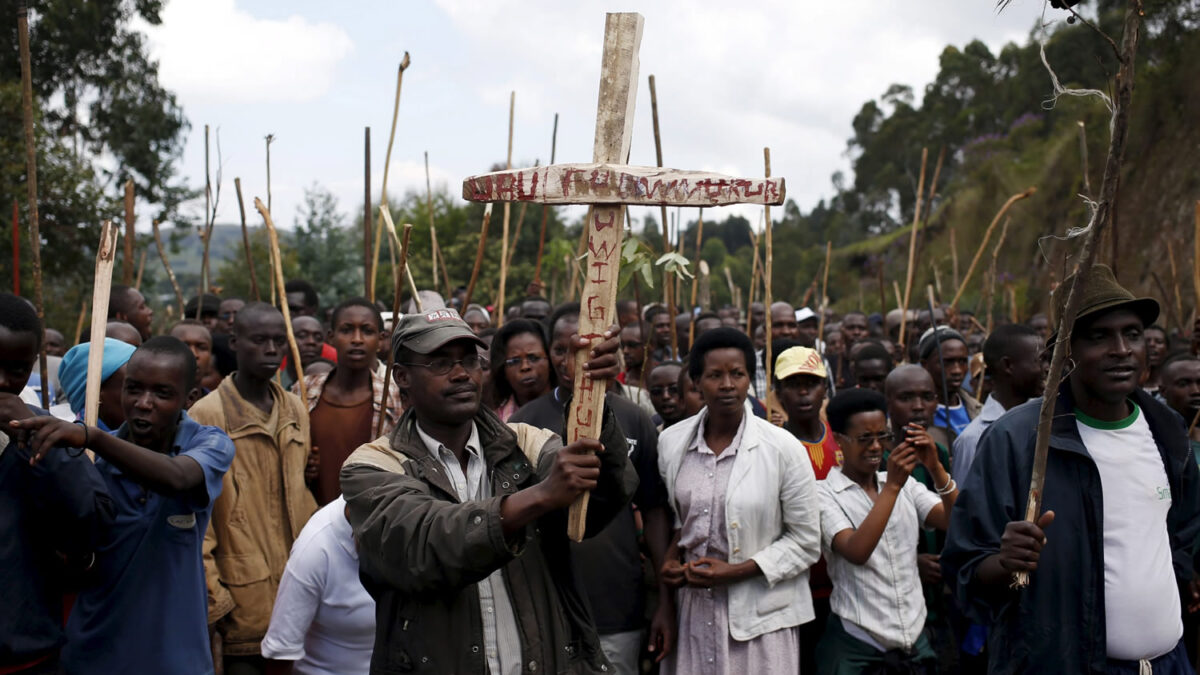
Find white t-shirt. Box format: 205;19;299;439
1076;403;1182;660
261;496;375;675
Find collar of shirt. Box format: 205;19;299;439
686;407;748;456
977;394;1007;424
416;421;485;500
824;465;882;494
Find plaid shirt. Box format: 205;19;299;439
293;364;404;439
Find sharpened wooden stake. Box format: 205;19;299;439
497;91;515;328
123;179;135;284
234;178;261;301
463;204;493;310
377;219;414;438
85;221;120;436
256;198;307;405
763;147;775;400
817;240;832;351
370;52;412;303
649;74;678;358
1014;2;1142;589
152;220;185;315
687;208;705;347
898;148;928;356
950;186;1037;310
533;113;559;287
17;2;48;409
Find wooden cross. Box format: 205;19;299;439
462;12;785;541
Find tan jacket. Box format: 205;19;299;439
190;375;318;656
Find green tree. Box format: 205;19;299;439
293;185;361;307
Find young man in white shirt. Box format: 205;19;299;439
815;388;958;673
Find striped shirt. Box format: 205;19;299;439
818;467;941;651
417;423;522;675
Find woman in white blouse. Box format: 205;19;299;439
261;496;375;675
656;328;820;675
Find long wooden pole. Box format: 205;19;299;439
122;179;135;284
424;151;442;293
134;249;147;291
763;147;775;393
234;178;261;301
687;208;705;347
256;198;307;404
377;220;414;438
1016;2;1141;588
152;220;185;314
747;226;760;336
72;300;86;347
649;74;679;357
10;200;18;296
496;91;516;328
1193;201;1200;313
85;221;120;431
950;186;1037;310
370;53;411;303
533;113;559;287
364;127;372;297
816;240;832;349
898;148;928;355
17;2;48;409
462;204;494;310
201;124;213;300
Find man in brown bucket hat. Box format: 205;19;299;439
942;265;1200;674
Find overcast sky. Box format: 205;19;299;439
137;0;1047;234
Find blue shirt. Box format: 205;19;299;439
0;404;113;667
934;402;971;438
63;412;234;675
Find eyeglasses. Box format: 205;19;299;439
853;431;894;447
503;354;545;369
403;354;489;375
648;385;679;397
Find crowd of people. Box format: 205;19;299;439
3;264;1200;675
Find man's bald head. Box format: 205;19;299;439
885;364;934;394
769;302;798;341
885;364;937;431
105;320;143;347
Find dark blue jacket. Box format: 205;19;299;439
0;405;115;667
941;386;1200;674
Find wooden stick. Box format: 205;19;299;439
817;240;832;350
463;204;494;309
122;179;135;284
370;53;412;303
687;208;705;347
17;2;48;409
382;207;423;312
950;227;960;292
533;113;559;286
134;249;147;291
1193;201;1200;313
898;148;928;355
649;74;679;357
255;198;307;404
201;125;212;300
1165;232;1184;334
950;186;1037;310
233;178;261;301
377;220;414;438
11;200;18;296
763;147;774;399
1078;120;1092;198
364;127;372;297
85;221;120;430
72;300;87;347
914;147;945;266
723;266;737;310
152;220;185;314
984;217;1012;331
893;280;904;312
497;91;516;327
265;134;274;213
424;151;442;293
746;226;760;336
1015;2;1142;589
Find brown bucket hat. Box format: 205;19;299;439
1049;264;1159;341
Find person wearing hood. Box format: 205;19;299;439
58;337;138;432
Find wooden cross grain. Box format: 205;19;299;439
462;12;785;542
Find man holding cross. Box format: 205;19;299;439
340;308;636;674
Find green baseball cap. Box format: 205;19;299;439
390;308;486;356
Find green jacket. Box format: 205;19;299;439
340;404;636;674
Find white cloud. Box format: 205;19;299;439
139;0;353;105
